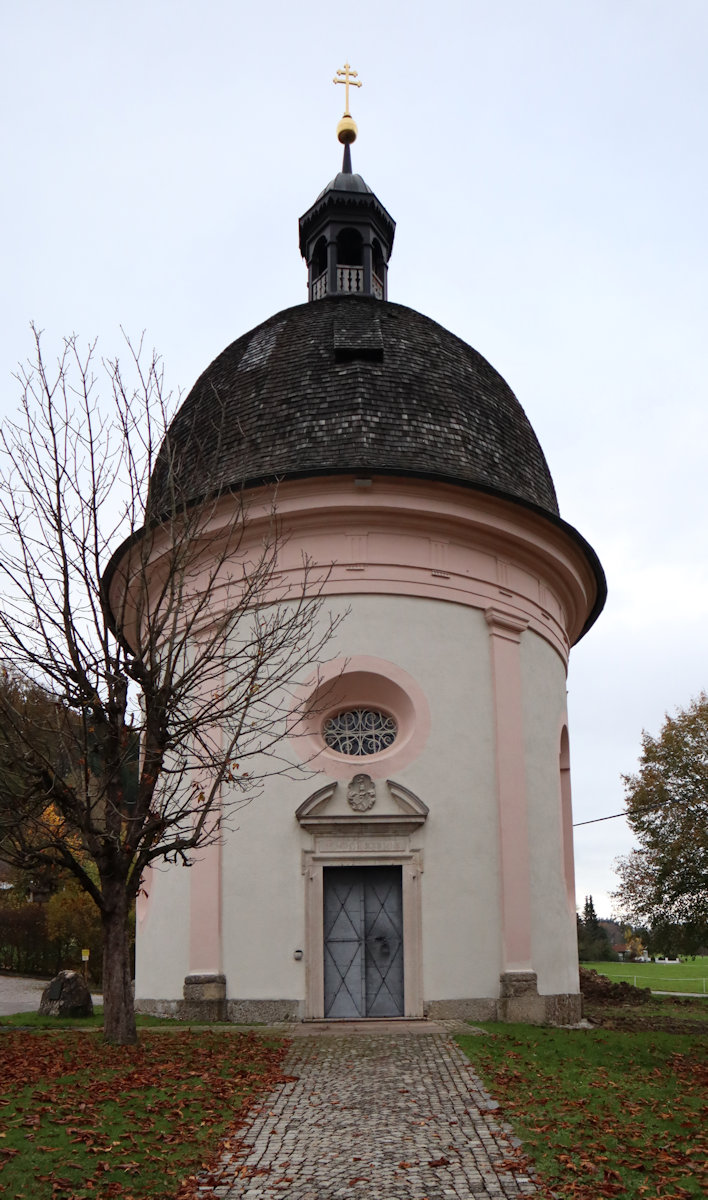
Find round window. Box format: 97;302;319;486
322;708;398;756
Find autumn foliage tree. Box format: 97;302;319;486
46;881;105;980
614;693;708;954
0;329;339;1043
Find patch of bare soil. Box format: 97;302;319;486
580;968;708;1033
579;966;651;1005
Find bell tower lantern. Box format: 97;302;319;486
299;63;396;302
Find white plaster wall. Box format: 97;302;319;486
218;593;503;1005
220;785;308;999
136;594;578;1008
135;853;191;1000
520;632;580;995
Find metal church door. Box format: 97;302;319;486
323;866;404;1018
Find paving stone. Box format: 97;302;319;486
200;1030;537;1199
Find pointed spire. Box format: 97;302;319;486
342;142;353;174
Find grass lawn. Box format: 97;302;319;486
0;1007;234;1030
0;1028;288;1199
458;1018;708;1200
584;957;708;995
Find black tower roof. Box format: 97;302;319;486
299;143;396;261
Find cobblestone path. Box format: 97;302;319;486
204;1029;538;1199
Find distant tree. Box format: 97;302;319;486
622;927;646;961
0;329;341;1044
0;670;84;901
613;694;708;952
46;881;105;983
577;894;616;961
598;918;624;947
644;919;703;960
583;895;600;930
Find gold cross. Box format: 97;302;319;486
333;61;362;115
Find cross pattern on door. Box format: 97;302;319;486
323;867;404;1018
323;877;363;1016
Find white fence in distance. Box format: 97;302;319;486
609;973;707;993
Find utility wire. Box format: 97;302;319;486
573;812;627;827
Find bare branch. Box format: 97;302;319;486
0;328;341;1043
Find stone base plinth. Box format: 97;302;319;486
498;971;545;1023
134;994;300;1024
498;973;582;1025
426;998;498;1022
134;998;181;1019
427;984;580;1026
226;998;299;1023
543;991;582;1024
182;973;226;1021
135;986;581;1027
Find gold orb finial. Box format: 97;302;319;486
337;114;358;145
333;61;362;144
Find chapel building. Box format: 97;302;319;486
124;89;605;1025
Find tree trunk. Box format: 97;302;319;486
101;881;137;1045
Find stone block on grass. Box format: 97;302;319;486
39;970;93;1018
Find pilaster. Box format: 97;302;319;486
485;607;533;974
188;832;223;978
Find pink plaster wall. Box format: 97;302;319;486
559;725;576;917
189;835;222;975
485;609;533;971
108;475;600;666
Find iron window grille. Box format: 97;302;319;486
323;708;398;756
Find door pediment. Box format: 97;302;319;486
295;776;428;837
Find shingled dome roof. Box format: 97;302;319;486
149;295;560;519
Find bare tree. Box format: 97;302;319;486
0;327;340;1044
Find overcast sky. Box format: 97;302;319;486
2;1;706;917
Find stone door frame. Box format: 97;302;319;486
302;841;424;1019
